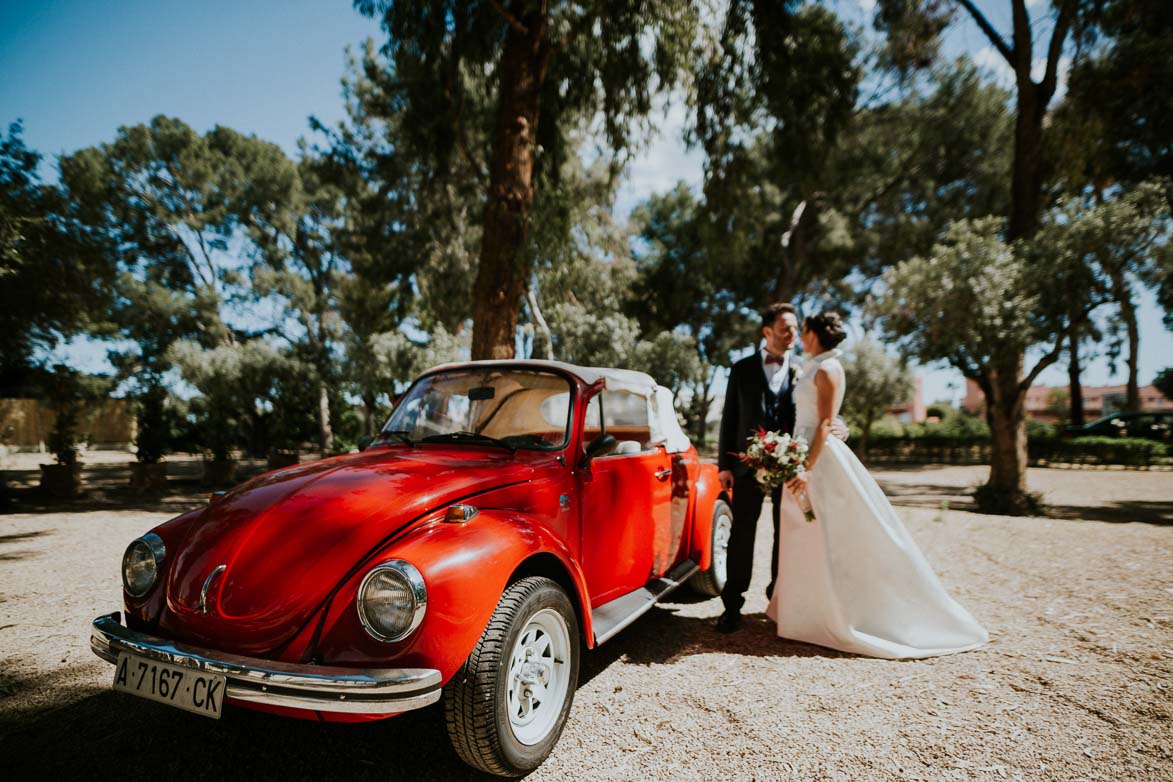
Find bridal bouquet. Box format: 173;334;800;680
738;427;817;522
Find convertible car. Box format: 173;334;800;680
91;360;731;776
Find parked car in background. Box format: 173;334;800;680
1062;411;1171;442
90;360;730;776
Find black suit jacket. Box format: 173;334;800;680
718;353;798;476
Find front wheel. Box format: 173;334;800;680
444;576;580;777
689;498;732;596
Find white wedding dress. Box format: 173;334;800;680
765;350;988;659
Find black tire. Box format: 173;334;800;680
444;576;580;777
689;498;732;596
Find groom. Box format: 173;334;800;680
715;303;799;633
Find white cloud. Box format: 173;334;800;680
973;45;1015;90
857;0;877;13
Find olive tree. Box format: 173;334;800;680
874;218;1096;513
840;337;914;457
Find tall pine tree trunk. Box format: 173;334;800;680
1100;264;1142;411
317;379;334;456
471;1;550;360
1113;278;1141;412
1067;329;1084;426
1007;83;1046;242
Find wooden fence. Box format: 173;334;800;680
0;398;136;451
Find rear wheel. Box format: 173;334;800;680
444;576;580;777
689;499;732;596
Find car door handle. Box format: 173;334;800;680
654;468;671;481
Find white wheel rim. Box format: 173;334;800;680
712;510;732;586
506;608;571;746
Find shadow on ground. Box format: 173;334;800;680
0;600;844;780
873;476;1173;526
1045;500;1173;526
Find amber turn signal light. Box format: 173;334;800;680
444;504;479;523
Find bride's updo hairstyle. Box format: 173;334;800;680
804;310;846;349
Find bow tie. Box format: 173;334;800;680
764;353;785;366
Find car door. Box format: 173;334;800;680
578;391;673;607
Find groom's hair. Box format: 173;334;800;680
761;302;796;330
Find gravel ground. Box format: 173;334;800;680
0;459;1170;781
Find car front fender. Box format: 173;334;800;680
310;510;593;683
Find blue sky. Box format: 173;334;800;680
3;0;1170;405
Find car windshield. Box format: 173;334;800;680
377;369;573;450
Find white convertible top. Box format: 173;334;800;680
426;359;692;453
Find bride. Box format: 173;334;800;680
764;311;988;659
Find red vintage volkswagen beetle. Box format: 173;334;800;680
91;360;732;776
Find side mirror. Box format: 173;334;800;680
356;435;374;452
583;434;617;464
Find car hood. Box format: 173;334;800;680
162;448;534;652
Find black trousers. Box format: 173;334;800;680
720;474;782;615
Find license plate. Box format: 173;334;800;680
113;653;226;719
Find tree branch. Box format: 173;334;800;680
488;0;528;36
1040;5;1073;102
526;287;553;360
955;0;1014;65
1009;0;1033;76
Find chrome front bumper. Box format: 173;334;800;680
90;613;441;714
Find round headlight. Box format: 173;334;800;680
122;533;165;598
357;560;427;642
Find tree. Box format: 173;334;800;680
168;339;292;463
629;183;756;443
1060;0;1173;186
0;121;115;393
355;0;701;359
692;0;862;305
245;155;351;455
1039;182;1171;412
874;218;1107;513
875;0;1097;243
60;116;299;461
840;337;914;457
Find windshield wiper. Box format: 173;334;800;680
419;431;515;452
383;430;414;447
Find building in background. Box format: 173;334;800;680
964;380;1173;423
885;376;926;423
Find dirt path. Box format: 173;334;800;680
0;465;1170;781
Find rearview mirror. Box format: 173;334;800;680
583;434;617;463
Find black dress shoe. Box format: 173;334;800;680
715;612;742;633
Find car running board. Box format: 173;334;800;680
591;559;700;645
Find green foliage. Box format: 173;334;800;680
0;122;116;391
875;218;1050;377
354;0;703;356
1026;419;1059;441
169;339;292;461
925;403;951;420
1031;436;1166;467
872;0;952;72
1155;369;1173;402
41;365;111;465
840;337;914;450
1061;0;1173;185
134;384;169;464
